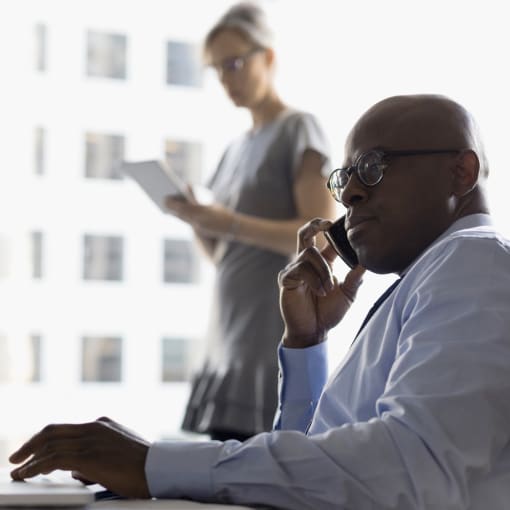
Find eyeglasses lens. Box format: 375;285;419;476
358;151;384;186
328;170;345;201
221;57;244;74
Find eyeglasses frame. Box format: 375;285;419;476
210;47;265;78
327;148;462;202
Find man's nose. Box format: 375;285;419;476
340;172;369;207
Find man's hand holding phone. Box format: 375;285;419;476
278;217;364;349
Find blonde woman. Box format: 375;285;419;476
165;2;335;441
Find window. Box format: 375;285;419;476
34;23;47;72
166;41;202;87
85;132;124;179
165;140;202;185
86;31;127;79
34;126;45;175
0;236;10;278
161;337;190;382
31;231;43;279
0;334;42;383
0;334;8;383
81;336;122;382
29;334;42;383
163;239;198;283
83;235;123;281
0;334;43;383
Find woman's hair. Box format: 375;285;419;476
203;2;273;62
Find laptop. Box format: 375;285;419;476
0;468;94;507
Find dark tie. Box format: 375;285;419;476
353;278;402;343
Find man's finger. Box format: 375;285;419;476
297;218;332;252
72;471;93;485
281;262;328;296
320;243;339;265
341;266;365;301
11;446;83;480
9;424;87;463
279;251;335;297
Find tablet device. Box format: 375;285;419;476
120;160;189;213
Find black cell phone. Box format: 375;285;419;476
324;215;359;269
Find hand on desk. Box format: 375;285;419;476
9;416;151;499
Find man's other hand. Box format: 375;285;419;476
9;416;151;499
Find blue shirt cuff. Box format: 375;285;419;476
278;342;328;402
145;440;220;500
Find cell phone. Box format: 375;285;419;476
324;215;359;269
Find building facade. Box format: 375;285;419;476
0;0;250;455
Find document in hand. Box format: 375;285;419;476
120;160;189;213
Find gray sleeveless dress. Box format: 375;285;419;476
181;109;331;436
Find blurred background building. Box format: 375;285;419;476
0;0;251;456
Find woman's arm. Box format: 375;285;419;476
229;149;337;255
165;149;337;257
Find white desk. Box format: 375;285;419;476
94;500;255;510
0;468;256;510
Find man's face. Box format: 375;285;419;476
341;113;458;274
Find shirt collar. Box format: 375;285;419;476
400;213;493;276
436;213;493;241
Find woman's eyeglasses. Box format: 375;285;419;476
210;47;264;78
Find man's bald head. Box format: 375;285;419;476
347;94;488;178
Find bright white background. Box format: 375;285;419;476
0;0;509;461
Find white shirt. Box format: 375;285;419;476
146;214;510;510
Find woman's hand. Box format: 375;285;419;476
278;218;365;348
165;190;235;239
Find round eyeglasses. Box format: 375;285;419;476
327;149;461;202
211;47;264;78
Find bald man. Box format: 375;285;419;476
9;95;510;509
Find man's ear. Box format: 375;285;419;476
452;150;480;197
